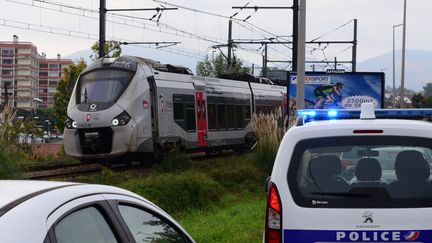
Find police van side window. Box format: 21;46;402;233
288;136;432;208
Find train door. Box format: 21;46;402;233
196;91;208;147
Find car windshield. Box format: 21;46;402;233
289;136;432;208
76;69;134;104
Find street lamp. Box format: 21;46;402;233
400;0;407;108
393;24;403;108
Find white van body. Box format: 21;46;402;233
265;107;432;243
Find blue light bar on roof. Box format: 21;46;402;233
297;108;432;123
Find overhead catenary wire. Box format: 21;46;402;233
0;17;205;60
8;0;290;62
310;19;354;42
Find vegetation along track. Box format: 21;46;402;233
24;151;239;179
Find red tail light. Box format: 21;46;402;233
265;182;282;243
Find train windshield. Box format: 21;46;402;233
77;69;134;104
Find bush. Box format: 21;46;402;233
209;165;265;192
155;150;192;173
121;171;223;215
0;148;20;179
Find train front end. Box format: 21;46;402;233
63;56;153;162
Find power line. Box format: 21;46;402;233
0;17;205;60
7;0;226;45
310;19;354;42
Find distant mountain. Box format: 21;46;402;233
358;49;432;92
65;45;201;73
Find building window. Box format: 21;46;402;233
1;70;13;75
49;63;58;68
2;59;13;64
39;63;48;68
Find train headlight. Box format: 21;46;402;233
65;117;77;129
111;111;131;127
112;119;119;126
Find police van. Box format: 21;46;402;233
265;103;432;243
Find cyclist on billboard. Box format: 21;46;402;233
314;82;344;108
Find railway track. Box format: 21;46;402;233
24;151;237;179
24;163;103;179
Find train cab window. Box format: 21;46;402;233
208;104;216;130
227;105;236;129
217;104;226;130
77;69;134;105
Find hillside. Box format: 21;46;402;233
358;49;432;91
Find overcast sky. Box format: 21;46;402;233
0;0;431;71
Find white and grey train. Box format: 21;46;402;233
63;56;286;163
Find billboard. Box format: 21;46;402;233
288;72;385;111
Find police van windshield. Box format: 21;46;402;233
76;68;134;104
288;136;432;208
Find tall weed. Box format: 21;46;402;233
252;108;284;173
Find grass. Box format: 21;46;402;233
178;193;266;243
57;152;269;242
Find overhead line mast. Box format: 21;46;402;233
99;0;177;58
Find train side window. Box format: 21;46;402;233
217;104;226;130
208;104;216;130
185;102;196;132
173;94;196;132
227;105;236;129
244;105;251;120
235;105;243;129
173;102;184;120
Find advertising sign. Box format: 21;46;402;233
288;72;385;110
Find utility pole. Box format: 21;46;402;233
393;24;403;108
292;0;299;72
99;0;106;58
400;0;407;108
99;0;177;59
296;0;306;110
262;44;268;77
227;19;233;70
352;19;358;72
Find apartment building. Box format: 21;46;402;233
0;35;73;110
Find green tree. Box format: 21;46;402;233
411;93;425;108
423;83;432;97
53;60;87;132
90;40;122;60
196;53;250;78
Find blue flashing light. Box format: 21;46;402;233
327;110;338;117
298;110;316;117
296;108;432;124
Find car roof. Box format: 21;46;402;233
0;180;76;209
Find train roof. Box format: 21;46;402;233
85;55;283;86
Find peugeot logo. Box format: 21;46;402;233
90;104;97;110
362;211;374;224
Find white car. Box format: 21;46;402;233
265;103;432;243
0;180;194;243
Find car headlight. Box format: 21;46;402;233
65;117;77;129
111;111;131;127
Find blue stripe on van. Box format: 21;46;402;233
284;229;431;242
